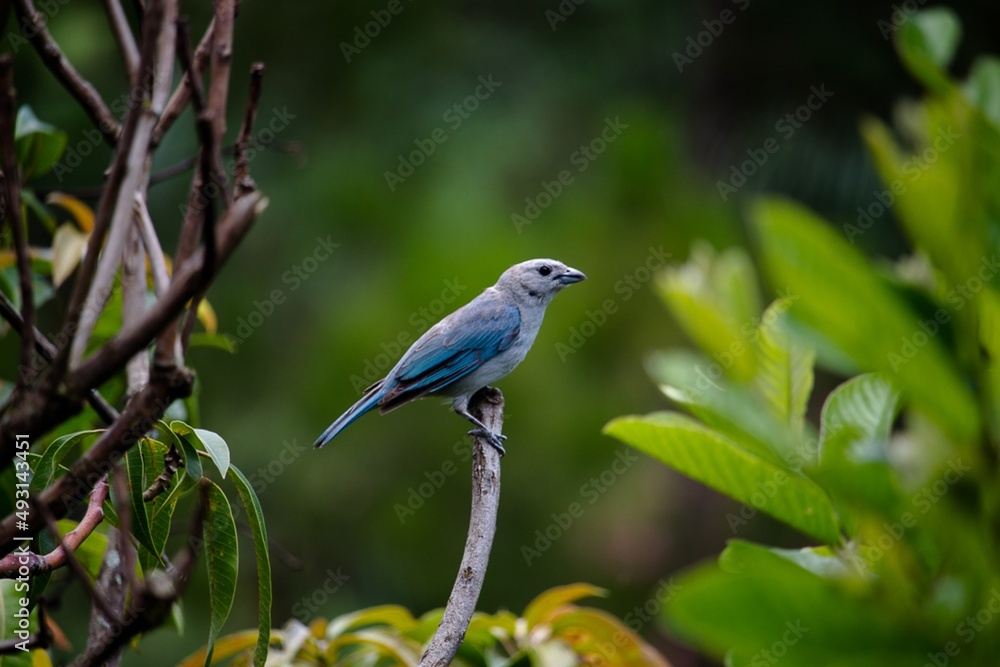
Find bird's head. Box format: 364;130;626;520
496;259;587;306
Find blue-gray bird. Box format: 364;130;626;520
314;259;586;454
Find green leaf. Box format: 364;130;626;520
895;8;961;92
229;464;272;667
29;430;102;493
124;441;158;566
753;300;815;431
720;540;856;581
657;243;761;381
647;349;806;467
604;413;841;544
171;421;230;478
156;420;202;490
203;480;239;666
815;374;905;527
14;105;67;180
751;196;977;440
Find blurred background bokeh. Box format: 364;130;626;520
9;0;1000;664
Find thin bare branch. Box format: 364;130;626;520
133;194;171;296
419;388;504;667
0;56;34;387
233;62;265;198
101;0;139;83
152;18;215;147
207;0;235;156
13;0;121;144
122;224;150;394
0;479;109;579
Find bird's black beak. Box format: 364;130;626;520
558;267;587;285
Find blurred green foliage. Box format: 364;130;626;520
608;9;1000;666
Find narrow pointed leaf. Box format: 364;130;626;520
229;464;272;666
203;480;239;666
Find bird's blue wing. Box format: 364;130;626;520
378;296;520;411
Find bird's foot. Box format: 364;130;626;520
468;428;507;456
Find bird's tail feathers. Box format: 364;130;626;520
313;381;384;449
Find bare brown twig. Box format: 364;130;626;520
101;0;139;83
152;17;215;147
419;388;504;667
0;479;110;578
234;63;265;198
13;0;121;144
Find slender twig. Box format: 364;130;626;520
419;388;504;667
233;62;265;198
122;224;150;394
133;194;171;296
34;135;300;201
0;56;34;386
207;0;234;167
13;0;121;144
101;0;139;83
0;291;118;424
142;445;180;501
152;17;215;147
0;479;110;579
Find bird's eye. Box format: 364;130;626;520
538;265;552;276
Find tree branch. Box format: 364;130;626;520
0;56;35;388
151;17;215;148
13;0;121;144
0;478;109;578
101;0;139;84
233;62;264;198
419;387;504;667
